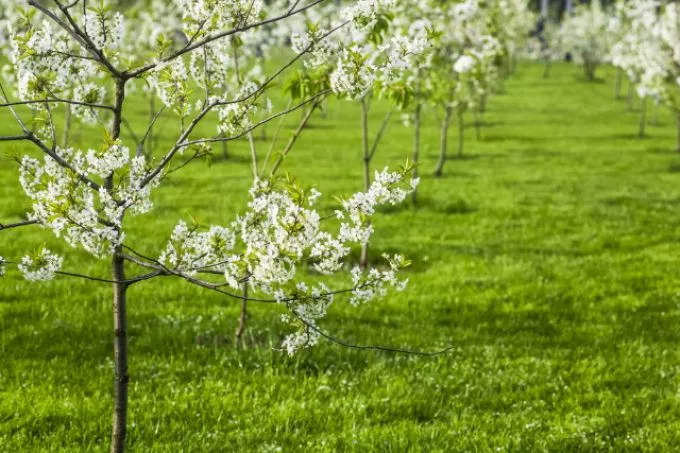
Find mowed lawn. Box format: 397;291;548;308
2;62;680;451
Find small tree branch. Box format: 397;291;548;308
368;108;394;160
140;20;346;188
0;135;31;142
180;91;330;148
0;98;114;111
289;307;455;356
123;0;331;79
0;220;38;231
269;97;324;176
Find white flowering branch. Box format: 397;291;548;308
123;0;332;79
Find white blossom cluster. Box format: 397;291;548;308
608;1;680;110
179;0;264;37
18;248;63;282
159;168;417;354
19;142;158;258
1;0;430;357
288;0;434;104
2;2;131;129
411;0;516;118
553;1;613;79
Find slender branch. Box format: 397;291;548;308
140;20;346;188
27;132;102;191
123;0;331;79
54;269;161;285
0;135;30;142
368;108;394;160
269;97;324;176
181;91;330;148
137;105;166;157
290;308;456;357
0;82;102;192
0;220;38;231
27;0;120;76
261;99;292;178
0;98;114;111
0;260;160;285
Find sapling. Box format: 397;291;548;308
430;0;502;176
286;0;427;265
0;1;423;452
610;0;680;148
556;1;612;81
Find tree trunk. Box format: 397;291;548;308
222;140;228;160
543;60;552;79
585;61;596;81
434;106;453;177
411;103;422;205
474;109;482;141
111;252;129;453
360;99;370;269
638;97;648;138
110;79;128;453
614;68;623;100
457;110;465;159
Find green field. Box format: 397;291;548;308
3;62;680;451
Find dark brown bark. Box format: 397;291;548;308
110;80;128;453
111;252;128;453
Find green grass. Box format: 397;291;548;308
3;62;680;451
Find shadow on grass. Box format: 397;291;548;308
376;195;477;216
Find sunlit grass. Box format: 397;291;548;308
2;62;680;451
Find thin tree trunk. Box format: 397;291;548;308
360;98;370;269
411;103;422;205
638;97;648;138
457;110;465;159
111;252;128;453
543;60;552;79
434;106;453;177
474;108;482;141
221;139;228;160
110;79;128;453
614;68;623;100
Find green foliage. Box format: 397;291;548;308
2;63;680;451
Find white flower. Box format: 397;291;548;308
453;55;476;74
19;248;63;281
